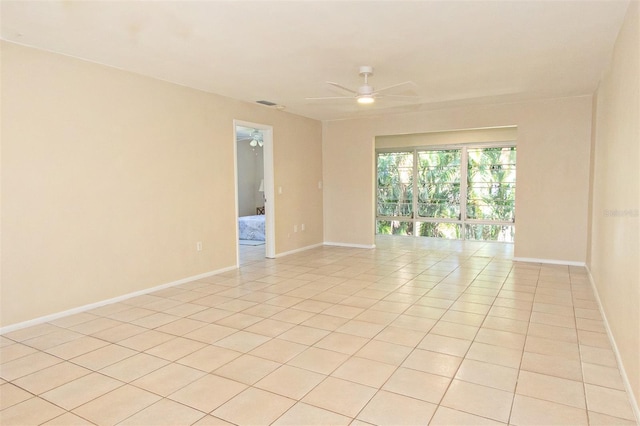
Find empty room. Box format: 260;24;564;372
1;1;638;425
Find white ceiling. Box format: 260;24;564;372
1;0;631;121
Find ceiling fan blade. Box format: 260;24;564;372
305;96;354;100
326;81;358;94
375;81;417;93
378;94;421;99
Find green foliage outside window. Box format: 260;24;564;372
466;147;516;240
416;149;461;238
376;146;516;242
376;152;415;236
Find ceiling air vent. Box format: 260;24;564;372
256;100;277;106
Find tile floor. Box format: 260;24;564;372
1;236;637;425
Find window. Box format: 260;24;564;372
376;152;414;236
465;146;516;241
376;144;516;242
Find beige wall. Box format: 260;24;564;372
322;119;376;246
323;97;593;262
0;42;323;327
589;1;639;410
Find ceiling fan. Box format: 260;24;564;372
238;129;263;147
307;66;418;104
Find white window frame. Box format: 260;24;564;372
375;142;516;241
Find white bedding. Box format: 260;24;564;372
238;215;265;241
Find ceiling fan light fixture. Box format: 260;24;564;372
249;129;263;148
357;95;375;104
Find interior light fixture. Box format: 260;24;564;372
357;95;375;104
249;129;264;147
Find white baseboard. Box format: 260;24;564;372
586;265;640;424
324;242;376;249
513;257;585;267
274;243;324;258
0;265;237;335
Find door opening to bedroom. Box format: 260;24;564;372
234;122;275;263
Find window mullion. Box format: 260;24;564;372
412;148;418;237
460;147;469;240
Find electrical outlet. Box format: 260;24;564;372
294;225;298;233
301;224;305;231
196;242;202;251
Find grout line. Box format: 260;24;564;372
507;263;540;424
0;241;633;425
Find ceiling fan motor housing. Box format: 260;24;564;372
358;84;374;96
358;66;375;97
359;65;374;76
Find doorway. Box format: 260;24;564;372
234;120;275;264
